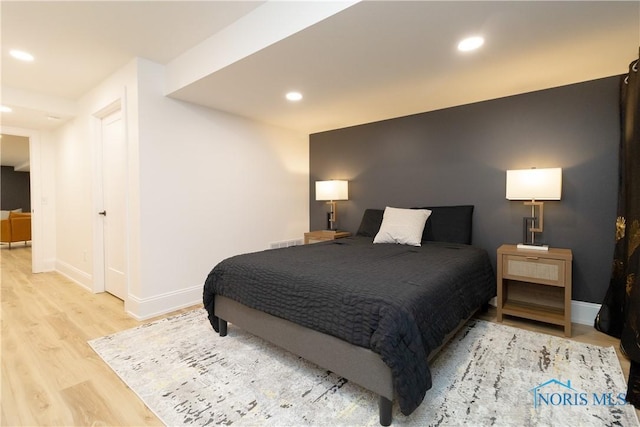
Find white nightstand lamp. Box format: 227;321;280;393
315;180;349;231
506;168;562;251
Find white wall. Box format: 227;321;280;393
131;58;309;318
37;131;57;270
53;60;139;290
53;118;93;286
51;57;309;319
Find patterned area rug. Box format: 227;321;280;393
89;309;639;426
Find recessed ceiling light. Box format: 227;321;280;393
457;36;484;52
0;105;13;113
10;49;35;62
286;91;303;102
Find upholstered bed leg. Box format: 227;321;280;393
480;301;490;313
219;319;227;337
379;396;392;426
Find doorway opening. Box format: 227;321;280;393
0;129;43;273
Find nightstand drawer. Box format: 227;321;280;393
503;255;566;287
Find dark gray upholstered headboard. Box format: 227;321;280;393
356;205;474;245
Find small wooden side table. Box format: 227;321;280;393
496;244;573;337
304;230;351;244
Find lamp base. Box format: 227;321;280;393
516;243;549;251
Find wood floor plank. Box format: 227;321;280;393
1;246;181;426
60;380;138;427
1;323;70;425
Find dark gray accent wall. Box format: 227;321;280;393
1;166;31;212
310;76;620;304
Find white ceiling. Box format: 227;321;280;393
1;1;265;100
1;0;264;131
1;1;639;138
169;1;640;133
0;134;30;171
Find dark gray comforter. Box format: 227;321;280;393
203;236;495;415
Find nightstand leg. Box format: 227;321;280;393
497;285;504;322
565;292;571;337
497;255;503;322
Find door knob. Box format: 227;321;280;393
98;211;107;216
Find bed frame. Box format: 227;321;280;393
215;295;483;425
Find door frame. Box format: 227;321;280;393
92;98;128;297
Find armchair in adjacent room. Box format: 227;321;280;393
0;212;32;248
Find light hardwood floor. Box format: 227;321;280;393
1;246;198;426
2;246;638;425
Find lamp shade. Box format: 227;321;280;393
506;168;562;200
315;180;349;201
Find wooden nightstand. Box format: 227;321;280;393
304;230;351;244
496;244;573;337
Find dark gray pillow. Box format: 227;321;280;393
356;205;474;245
356;208;385;238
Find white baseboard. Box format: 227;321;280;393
125;284;202;321
52;260;201;320
42;257;56;271
571;300;601;326
55;259;92;291
487;297;600;326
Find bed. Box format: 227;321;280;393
203;206;495;425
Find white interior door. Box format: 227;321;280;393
101;109;127;300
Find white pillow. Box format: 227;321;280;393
1;209;23;220
373;207;432;246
